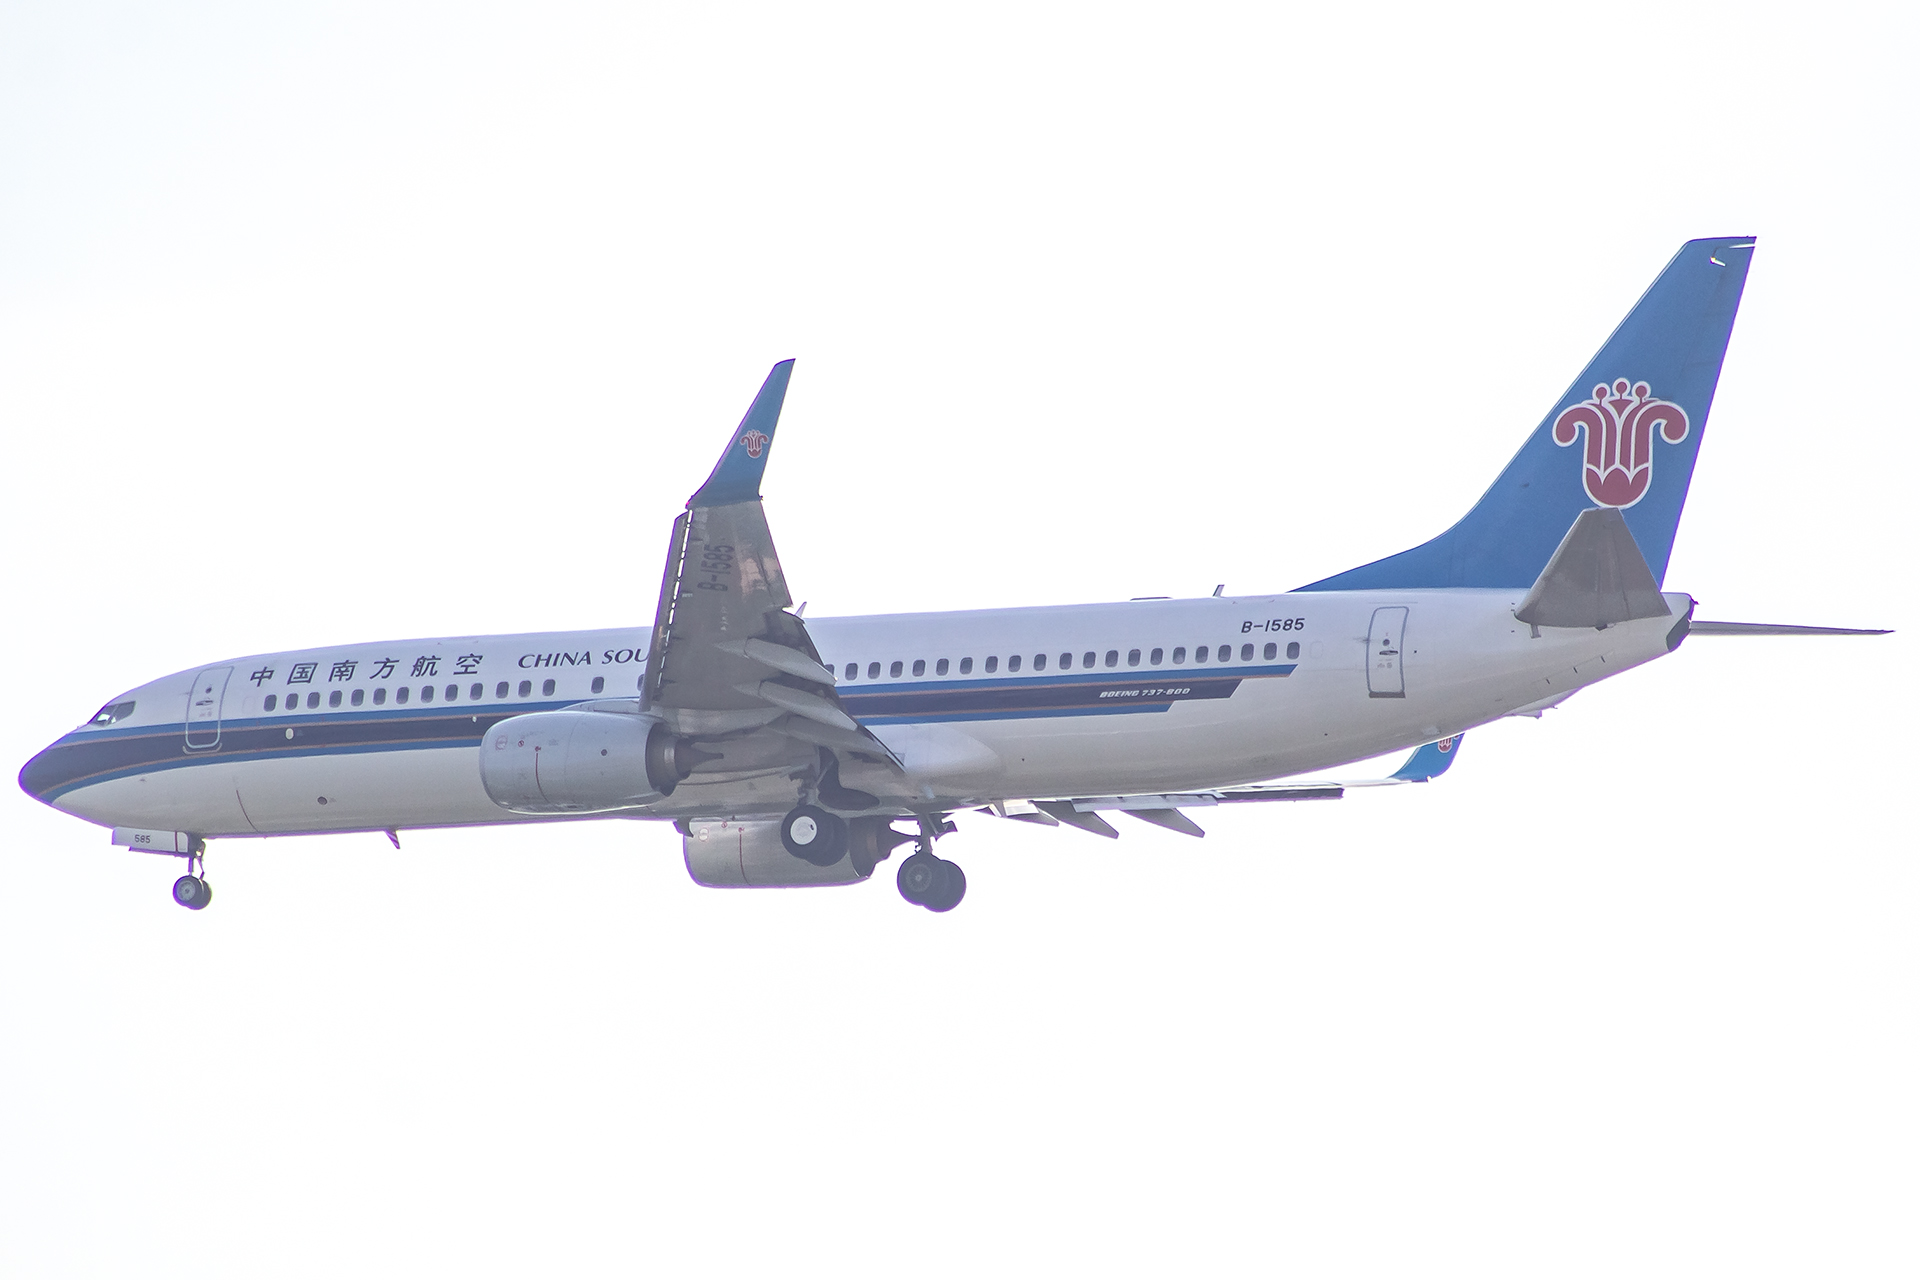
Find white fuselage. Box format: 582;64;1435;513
25;589;1689;838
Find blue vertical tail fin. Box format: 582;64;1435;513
1301;237;1755;591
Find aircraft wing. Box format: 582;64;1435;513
988;735;1465;838
641;362;900;779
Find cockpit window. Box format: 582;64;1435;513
88;700;136;726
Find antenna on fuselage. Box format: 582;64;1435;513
1212;584;1224;597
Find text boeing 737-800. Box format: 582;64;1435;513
18;237;1888;913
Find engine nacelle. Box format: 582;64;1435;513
480;709;694;814
684;818;902;888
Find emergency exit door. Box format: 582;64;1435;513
1367;608;1407;699
184;666;233;750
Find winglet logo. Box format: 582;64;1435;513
739;429;770;459
1552;379;1690;508
1435;736;1455;753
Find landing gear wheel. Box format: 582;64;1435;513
172;875;212;911
780;804;848;866
924;860;966;913
896;851;949;907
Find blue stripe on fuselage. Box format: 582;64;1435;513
838;664;1294;723
22;665;1297;802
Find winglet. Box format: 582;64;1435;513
1389;734;1464;783
688;360;795;508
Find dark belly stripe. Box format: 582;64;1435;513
23;665;1296;801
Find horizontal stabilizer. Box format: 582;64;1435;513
1688;620;1892;636
1514;508;1671;630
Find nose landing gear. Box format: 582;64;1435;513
172;848;212;911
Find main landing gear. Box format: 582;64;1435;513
777;798;968;912
779;803;849;866
172;848;212;911
896;815;965;913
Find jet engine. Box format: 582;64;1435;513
480;708;698;814
683;817;913;888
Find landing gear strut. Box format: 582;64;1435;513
172;848;212;911
896;815;965;912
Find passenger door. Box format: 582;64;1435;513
1366;608;1407;699
184;666;233;750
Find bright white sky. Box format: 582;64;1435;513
2;3;1914;1276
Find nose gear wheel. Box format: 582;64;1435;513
172;848;212;910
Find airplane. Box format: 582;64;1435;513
18;236;1889;914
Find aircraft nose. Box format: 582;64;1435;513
18;738;80;809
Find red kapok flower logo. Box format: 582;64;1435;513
1552;379;1690;509
739;429;769;459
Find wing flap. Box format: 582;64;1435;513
991;735;1467;836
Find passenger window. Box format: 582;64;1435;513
542;679;556;696
1287;641;1300;660
1105;650;1118;668
329;690;342;708
1172;647;1187;664
264;694;278;711
1033;654;1046;671
518;680;532;697
396;687;410;705
1127;649;1140;667
985;656;998;673
890;661;904;678
495;681;509;698
1240;643;1254;661
590;676;605;694
1264;643;1277;660
845;663;858;680
351;689;365;706
1083;651;1094;668
959;657;973;674
1194;645;1208;662
470;683;483;699
441;684;455;701
1059;653;1072;669
421;685;435;703
1008;655;1022;672
936;658;949;675
306;692;320;709
374;688;387;705
912;659;926;676
868;662;881;680
1150;647;1163;665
